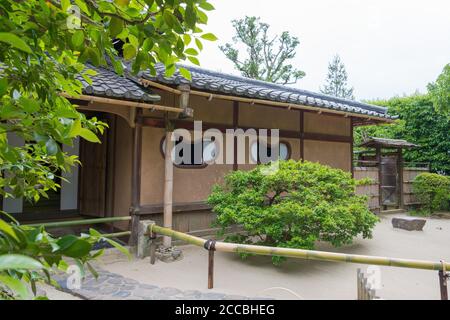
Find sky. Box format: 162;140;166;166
187;0;450;101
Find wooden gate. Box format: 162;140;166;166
380;155;399;207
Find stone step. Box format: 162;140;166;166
381;209;406;215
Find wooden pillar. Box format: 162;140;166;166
398;148;404;209
376;146;382;211
299;110;304;161
350;118;354;177
233;101;239;171
162;117;174;248
129;108;143;246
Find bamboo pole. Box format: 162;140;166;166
60;93;184;113
26;216;132;228
102;231;131;238
150;225;450;272
139;79;394;123
162;127;174;248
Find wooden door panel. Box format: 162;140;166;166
79;127;108;217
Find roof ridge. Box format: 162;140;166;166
176;63;388;114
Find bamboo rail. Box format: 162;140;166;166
139;79;395;123
25;216;132;228
151;225;449;271
149;224;450;298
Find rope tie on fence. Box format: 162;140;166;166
149;224;157;240
204;239;216;251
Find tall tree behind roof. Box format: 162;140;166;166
427;63;450;117
320;55;355;100
220;16;305;85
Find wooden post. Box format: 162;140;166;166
439;270;448;300
350;118;354;177
299;110;304;161
163;119;174;248
204;239;216;289
149;225;157;265
208;249;215;289
129;108;143;246
376;146;383;211
232;101;239;171
398;148;404;209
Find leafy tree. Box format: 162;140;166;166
0;0;214;298
428;63;450;116
355;95;450;174
220;16;305;85
320;55;354;99
208;161;378;265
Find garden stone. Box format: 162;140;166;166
392;217;426;231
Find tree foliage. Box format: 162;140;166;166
0;218;128;300
428;63;450;116
220;16;305;85
208;161;378;265
413;173;450;214
0;0;214;298
320;55;354;100
355;94;450;174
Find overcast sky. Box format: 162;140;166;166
188;0;450;101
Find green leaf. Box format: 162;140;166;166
114;0;130;6
0;32;32;53
185;5;197;28
71;30;84;48
59;239;92;258
123;43;137;61
185;48;198;56
19;97;40;113
199;2;215;11
79;128;100;143
69;119;82;138
178;67;192;81
109;17;124;38
0;77;8;96
74;0;90;16
45;139;58;155
0;254;43;270
104;238;131;259
200;33;218;41
183;34;192;46
0;274;30;299
195;38;203;51
0;219;18;241
187;56;200;66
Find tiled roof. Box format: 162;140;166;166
77;64;160;102
139;63;393;119
360;137;419;148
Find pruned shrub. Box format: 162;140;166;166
208;160;379;265
413;173;450;214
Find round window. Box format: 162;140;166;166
251;141;290;163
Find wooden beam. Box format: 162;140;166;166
142;118;352;143
129;108;143;246
62;93;184;114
